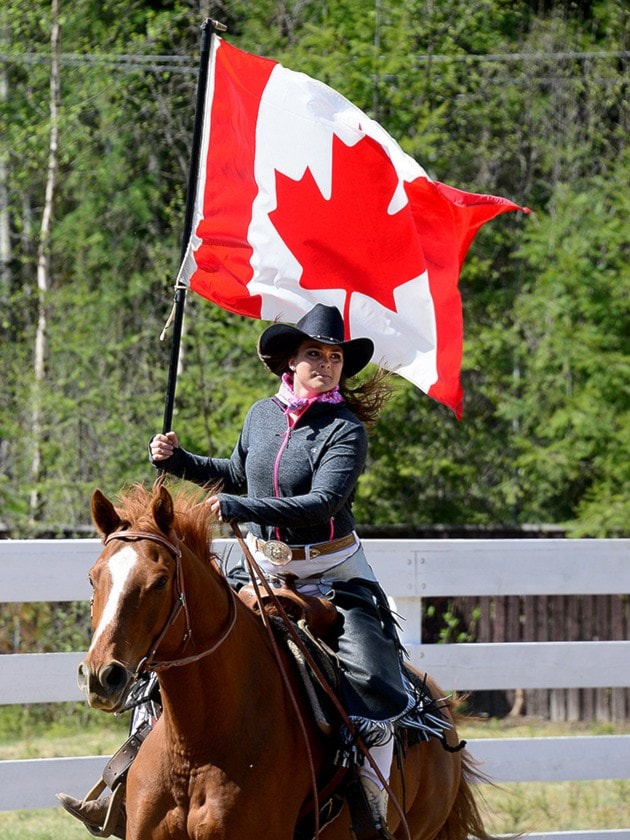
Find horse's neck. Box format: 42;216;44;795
156;566;282;748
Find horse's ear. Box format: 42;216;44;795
91;489;122;537
152;485;174;535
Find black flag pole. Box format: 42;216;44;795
161;18;226;434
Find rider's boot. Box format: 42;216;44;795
346;728;396;840
346;771;396;840
55;721;145;839
358;776;396;840
57;687;158;837
56;787;126;839
55;717;149;837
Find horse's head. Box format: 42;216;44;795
78;483;188;711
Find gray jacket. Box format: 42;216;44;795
150;396;368;545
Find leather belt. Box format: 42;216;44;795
253;532;357;565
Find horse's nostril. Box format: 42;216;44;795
100;662;129;695
77;661;89;691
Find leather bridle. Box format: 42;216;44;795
103;529;237;673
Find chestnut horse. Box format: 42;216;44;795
77;482;491;840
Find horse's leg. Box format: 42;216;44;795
430;748;492;840
125;732;188;840
127;726;308;840
393;738;462;840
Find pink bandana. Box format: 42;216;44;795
277;373;345;412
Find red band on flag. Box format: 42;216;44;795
190;42;277;317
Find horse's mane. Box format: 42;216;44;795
113;481;218;564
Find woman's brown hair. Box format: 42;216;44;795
340;367;392;430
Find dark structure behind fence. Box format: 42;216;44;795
429;593;630;722
362;524;628;724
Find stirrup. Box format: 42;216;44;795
345;772;395;840
57;777;125;838
59;720;151;837
85;781;125;838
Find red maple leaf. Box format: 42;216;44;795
268;134;426;329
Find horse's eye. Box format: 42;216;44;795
153;576;169;591
88;576;94;589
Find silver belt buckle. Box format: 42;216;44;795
262;540;293;566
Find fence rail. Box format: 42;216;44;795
1;537;629;837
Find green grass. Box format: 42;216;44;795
0;810;97;840
0;705;127;839
0;710;628;838
458;717;630;836
474;779;630;835
0;702;128;760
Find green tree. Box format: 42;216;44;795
0;0;627;536
507;155;630;535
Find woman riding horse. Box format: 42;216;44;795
59;304;453;839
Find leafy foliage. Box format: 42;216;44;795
0;0;627;535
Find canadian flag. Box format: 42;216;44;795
177;36;529;418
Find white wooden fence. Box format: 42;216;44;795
1;537;629;840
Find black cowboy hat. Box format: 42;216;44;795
258;304;374;378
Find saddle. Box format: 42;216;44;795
237;575;341;640
238;577;343;735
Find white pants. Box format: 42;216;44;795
359;724;394;790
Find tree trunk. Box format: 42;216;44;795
0;19;10;295
30;0;60;522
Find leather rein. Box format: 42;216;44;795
103;529;237;673
229;522;412;840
